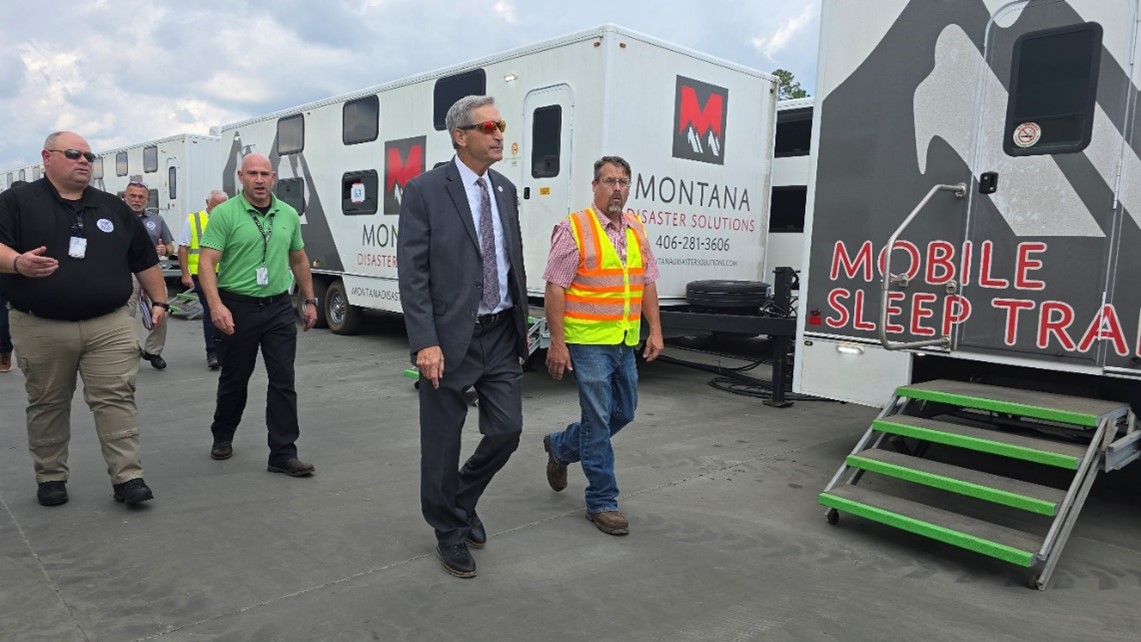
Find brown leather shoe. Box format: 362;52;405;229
267;458;315;477
0;352;11;373
543;434;567;492
210;442;233;460
587;510;629;536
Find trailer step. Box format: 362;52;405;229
846;449;1066;516
897;380;1124;428
872;416;1086;469
820;485;1041;567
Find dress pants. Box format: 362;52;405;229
419;315;523;545
209;292;300;465
126;275;168;356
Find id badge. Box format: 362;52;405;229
69;236;87;259
256;266;269;286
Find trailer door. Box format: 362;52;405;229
521;85;574;290
954;2;1135;370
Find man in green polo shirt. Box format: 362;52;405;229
196;153;319;477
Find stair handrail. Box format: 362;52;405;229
879;182;967;351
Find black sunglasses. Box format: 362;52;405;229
47;148;97;162
459;120;507;134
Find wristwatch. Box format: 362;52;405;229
303;298;318;308
152;301;171;311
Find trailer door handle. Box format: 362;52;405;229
523;187;531;199
979;172;998;194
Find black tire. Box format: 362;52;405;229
826;508;839;525
325;280;363;335
686;280;771;311
311;279;329;329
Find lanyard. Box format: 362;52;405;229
249;209;275;266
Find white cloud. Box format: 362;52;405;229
751;2;819;60
494;1;517;23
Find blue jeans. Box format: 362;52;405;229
0;292;11;354
548;343;638;513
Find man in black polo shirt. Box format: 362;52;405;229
0;131;168;507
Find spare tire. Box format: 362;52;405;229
686;280;771;311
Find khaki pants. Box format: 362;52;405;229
126;275;167;356
8;308;144;484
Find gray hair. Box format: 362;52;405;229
593;155;632;181
43;131;65;149
207;189;229;201
445;95;496;150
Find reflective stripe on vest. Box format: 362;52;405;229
186;210;210;276
563;208;646;346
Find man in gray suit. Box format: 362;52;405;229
397;95;529;579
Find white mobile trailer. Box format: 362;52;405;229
1;162;44;189
801;0;1141;589
91;134;222;220
764;97;813;280
215;24;780;336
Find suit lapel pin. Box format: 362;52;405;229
498;186;503;192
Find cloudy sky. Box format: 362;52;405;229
0;0;820;170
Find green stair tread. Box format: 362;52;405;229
875;416;1087;465
898;379;1125;426
823;485;1042;565
849;448;1066;513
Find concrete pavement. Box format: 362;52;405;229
1;312;1140;641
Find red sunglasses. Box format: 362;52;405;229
459;120;507;134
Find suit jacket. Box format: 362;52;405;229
397;159;529;370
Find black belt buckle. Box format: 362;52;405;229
476;311;505;326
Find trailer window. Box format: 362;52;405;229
18;169;26;181
433;69;487;131
143;145;159;173
341;170;378;215
275;177;305;214
531;105;562;178
1004;23;1102;156
32;166;42;180
147;189;159;211
775;108;812;157
5;173;11;187
168;166;177;200
92;157;104;180
769;186;806;233
344;95;379;145
116;152;129;177
277;114;305;155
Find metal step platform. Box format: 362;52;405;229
819;379;1136;590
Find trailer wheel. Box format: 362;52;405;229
325;280;363;335
311;279;329;329
686;280;771;312
826;508;839;525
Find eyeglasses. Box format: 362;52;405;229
600;177;631;188
459;120;507;134
127;180;149;189
47;149;97;162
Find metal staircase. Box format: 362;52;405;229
819;379;1139;590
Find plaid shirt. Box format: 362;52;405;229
542;208;660;288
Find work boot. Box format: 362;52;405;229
436;543;477;578
112;478;154;505
0;351;11;373
587;510;629;536
267;458;315;477
142;352;167;370
543;434;568;492
206;352;219;370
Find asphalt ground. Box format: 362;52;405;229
1;310;1140;641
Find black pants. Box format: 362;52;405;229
191;276;218;356
210;291;300;465
420;316;523;545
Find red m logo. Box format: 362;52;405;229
677;85;724;138
386;144;423;192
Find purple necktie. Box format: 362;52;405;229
477;178;500;310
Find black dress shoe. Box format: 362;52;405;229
467;514;487;549
37;481;68;507
210;442;233;460
267;458;315;477
436;542;476;578
112;478;154;505
206;353;220;370
143;352;167;370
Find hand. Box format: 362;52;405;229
546;341;572;380
212;303;236;335
301;302;317;331
642;330;664;362
12;247;59;278
150;305;167;327
416;346;445;389
181;274;193;289
156;242;167;257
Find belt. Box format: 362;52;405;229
219;289;289;305
476;310;510;326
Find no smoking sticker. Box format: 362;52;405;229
1013;122;1041;148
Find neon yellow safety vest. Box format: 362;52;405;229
186;210;212;276
563;208;647;346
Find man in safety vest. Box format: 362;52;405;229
541;155;664;536
177;190;228;370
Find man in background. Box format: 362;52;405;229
0;179;27;373
178;189;228;370
123;180;174;369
